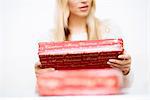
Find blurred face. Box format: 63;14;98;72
68;0;93;17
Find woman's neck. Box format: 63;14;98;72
68;14;87;34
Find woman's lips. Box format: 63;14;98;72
79;5;89;12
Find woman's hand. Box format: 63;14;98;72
107;52;131;75
35;62;42;73
35;62;55;74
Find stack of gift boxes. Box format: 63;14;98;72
36;39;124;96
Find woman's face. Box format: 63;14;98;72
68;0;93;17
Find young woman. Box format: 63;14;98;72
35;0;132;86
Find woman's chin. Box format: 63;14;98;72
77;12;89;17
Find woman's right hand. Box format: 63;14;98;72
35;62;55;74
35;62;42;73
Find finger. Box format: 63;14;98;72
107;61;130;69
108;59;131;66
107;61;122;68
35;62;42;68
122;66;130;75
118;54;131;60
109;65;120;70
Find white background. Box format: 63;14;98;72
0;0;150;97
147;0;150;93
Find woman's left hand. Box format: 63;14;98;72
107;52;131;75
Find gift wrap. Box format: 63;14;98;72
36;39;124;96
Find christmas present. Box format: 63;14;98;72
36;68;123;96
38;39;124;69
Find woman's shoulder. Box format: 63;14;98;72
98;19;123;39
37;29;57;42
49;29;57;41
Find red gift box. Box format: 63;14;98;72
38;39;124;69
36;69;123;96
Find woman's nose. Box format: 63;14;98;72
80;0;88;4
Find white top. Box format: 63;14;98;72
37;20;124;42
69;32;88;41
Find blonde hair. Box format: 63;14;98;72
54;0;101;41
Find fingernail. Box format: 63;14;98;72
118;55;121;58
118;55;124;58
109;59;115;62
107;62;111;64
